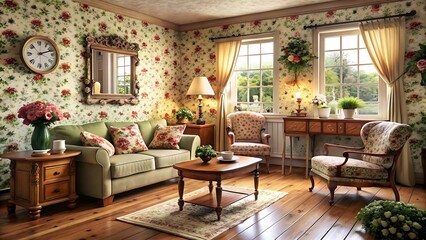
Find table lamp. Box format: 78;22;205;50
187;77;215;125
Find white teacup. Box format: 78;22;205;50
52;140;66;154
221;151;234;160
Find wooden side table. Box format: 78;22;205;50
0;150;80;220
184;123;215;149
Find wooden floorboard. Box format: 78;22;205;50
0;165;424;240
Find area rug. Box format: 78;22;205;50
117;187;287;240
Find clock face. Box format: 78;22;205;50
22;36;59;74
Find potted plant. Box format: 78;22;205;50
312;94;330;118
175;108;194;123
356;200;426;239
337;96;366;119
195;145;217;164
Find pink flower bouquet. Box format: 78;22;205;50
18;101;68;126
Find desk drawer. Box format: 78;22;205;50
323;122;337;134
45;164;69;181
285;120;307;133
44;181;70;201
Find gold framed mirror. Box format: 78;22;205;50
83;35;140;105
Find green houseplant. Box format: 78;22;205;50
337;96;366;119
356;200;426;240
195;145;217;163
175;108;194;123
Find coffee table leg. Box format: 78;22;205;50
178;175;184;211
215;180;222;221
208;181;213;193
254;166;259;201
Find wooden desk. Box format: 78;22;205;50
0;150;80;220
282;117;372;178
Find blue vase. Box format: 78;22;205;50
31;124;50;150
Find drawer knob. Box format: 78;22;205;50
54;189;61;193
53;171;60;176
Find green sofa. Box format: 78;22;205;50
50;119;200;206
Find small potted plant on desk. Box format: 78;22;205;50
175;108;195;124
337;96;365;119
195;145;217;164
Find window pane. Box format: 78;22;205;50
262;87;273;102
236;56;247;70
359;49;372;64
342;85;358;97
236;72;248;86
249;71;260;87
342;66;358;84
360;84;378;101
342;35;358;49
358;103;378;115
248;43;260;54
237;87;248;102
325;67;340;84
118;67;125;76
342;50;357;65
249;88;260;102
117;57;125;66
359;39;366;48
359;65;379;84
249;55;260;69
261;42;273;53
325;51;340;67
325;36;340;50
239;45;248;55
262;70;273;86
261;54;273;68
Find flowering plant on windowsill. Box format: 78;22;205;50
277;37;317;86
405;43;426;86
356;200;426;240
312;94;328;108
18;101;68;126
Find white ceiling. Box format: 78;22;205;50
100;0;338;25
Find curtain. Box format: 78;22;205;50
214;40;241;151
360;18;415;186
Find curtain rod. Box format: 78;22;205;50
209;31;276;41
304;10;416;30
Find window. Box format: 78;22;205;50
230;35;277;113
316;27;387;119
116;55;131;94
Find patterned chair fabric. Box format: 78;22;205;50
309;121;412;205
226;111;271;173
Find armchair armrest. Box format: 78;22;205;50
178;134;201;160
226;127;235;145
324;143;364;156
261;129;271;145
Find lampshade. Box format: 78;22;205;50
187;77;215;96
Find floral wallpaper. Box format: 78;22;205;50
0;0;425;189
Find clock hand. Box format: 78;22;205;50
38;50;53;55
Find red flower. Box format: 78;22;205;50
370;4;381;12
155;56;160;62
61;89;71;96
141;42;147;48
252;20;261;27
164;49;170;55
63;112;71;119
173;42;178;48
60;11;71;20
209;108;217;114
154;35;160;41
209;53;216;61
222;25;229;30
61;63;71;72
80;3;89;11
5;114;17;121
116;138;130;150
326;10;335;18
155;80;160;87
184;56;190;62
141;68;148;73
33;74;43;81
98;22;107;32
195;67;201;74
194;46;202;52
115;15;124;22
31;19;42;27
131;29;137;36
4;57;16;64
18;101;64;126
193;30;201;38
405;51;416;59
172;60;178;66
7;143;18;152
2;29;18;38
163;113;170;119
99;111;108;118
62;37;71;46
131;111;138;118
141;92;148;98
172;82;177;87
5;0;18;8
287;15;299;20
409;21;422;30
165;93;170;99
172;109;176;114
5;87;17;94
207;75;216;83
164;70;169;76
142;22;149;27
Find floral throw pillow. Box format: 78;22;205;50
109;124;148;154
80;131;115;156
148;125;186;149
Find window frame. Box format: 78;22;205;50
313;24;387;120
229;32;279;113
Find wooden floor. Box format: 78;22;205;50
0;165;425;240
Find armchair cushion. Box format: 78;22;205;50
227;111;265;142
141;149;190;169
311;156;388;180
110;154;155;178
229;142;271;156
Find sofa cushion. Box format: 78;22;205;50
109;124;148;154
135;119;167;146
80;131;115;156
50;125;84;145
141;149;190;169
82;122;110;141
148;125;186;149
110;154;155;178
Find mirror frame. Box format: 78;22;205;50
83;35;140;105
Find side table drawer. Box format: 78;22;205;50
44;181;70;201
184;128;199;135
285;120;307;133
45;164;69;181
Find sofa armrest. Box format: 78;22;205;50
178;135;201;160
66;144;111;167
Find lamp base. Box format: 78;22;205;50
196;118;205;125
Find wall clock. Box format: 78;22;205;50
21;35;60;74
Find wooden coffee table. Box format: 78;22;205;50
173;156;262;220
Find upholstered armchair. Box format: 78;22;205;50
309;121;412;205
226;111;271;173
